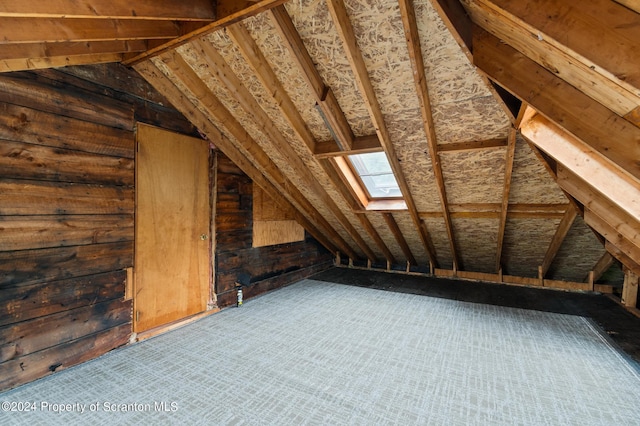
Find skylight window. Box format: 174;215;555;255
348;152;401;199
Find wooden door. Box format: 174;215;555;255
134;124;210;333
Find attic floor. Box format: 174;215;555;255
312;267;640;364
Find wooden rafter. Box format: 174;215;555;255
189;37;378;262
326;0;438;267
150;51;361;260
590;252;615;283
0;0;216;20
494;127;516;272
269;5;354;151
400;0;458;270
382;213;417;265
227;22;393;264
437;137;507;153
134;59;342;257
540;206;578;278
122;0;289;66
313;135;382;159
474;28;640;181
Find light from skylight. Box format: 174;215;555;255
348;152;401;199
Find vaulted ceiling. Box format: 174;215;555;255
1;0;639;284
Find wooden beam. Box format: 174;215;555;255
429;0;473;59
585;207;640;266
0;40;148;61
437;137;507;153
465;0;640;122
382;213;417;265
327;0;437;266
0;0;216;20
269;5;355;151
590;252;615;283
189;38;378;262
622;269;639;308
0;53;125;72
522;112;640;222
495;128;516;272
313;134;382;159
122;0;288;66
540;206;578;277
473;28;640;181
0;18;184;44
607;241;640;277
400;0;458;268
136;56;358;260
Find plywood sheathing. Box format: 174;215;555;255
509;135;567;204
284;0;373;137
241;13;332;143
423;216;454;269
180;27;384;262
502;217;562;278
452;217;499;273
367;213;406;263
440;148;507;204
413;0;510;145
547;215;607;282
392;211;431;265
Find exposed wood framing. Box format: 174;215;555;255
400;0;458;270
313;135;382;159
382;213;417;265
327;0;437;267
134;57;358;260
473;28;640;181
437;137;507;153
495;127;516;272
430;0;473;59
540;206;578;278
590;252;615;283
227;22;393;264
622;270;639;308
213;28;377;262
123;0;288;66
269;5;355;151
464;0;640;127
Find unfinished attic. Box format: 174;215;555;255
1;0;640;422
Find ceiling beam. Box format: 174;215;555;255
134;59;342;257
150;51;360;260
400;0;458;270
0;0;216;20
226;22;395;264
122;0;288;66
0;18;183;44
313;135;382;159
327;0;438;267
614;0;640;14
495;127;516;272
437;137;507;153
474;28;640;181
189;37;378;262
269;5;355;150
521;112;640;221
590;252;615;283
382;213;417;265
464;0;640;126
540;206;578;278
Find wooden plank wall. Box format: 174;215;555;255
0;64;197;391
215;154;333;307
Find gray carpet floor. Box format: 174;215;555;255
1;279;640;425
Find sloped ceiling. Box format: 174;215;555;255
1;0;638;284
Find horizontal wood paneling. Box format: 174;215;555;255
214;154;332;307
0;179;133;215
0;271;126;327
0;298;131;363
0;103;135;158
0;140;134;185
0;323;131;391
0;215;133;251
0;242;133;289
